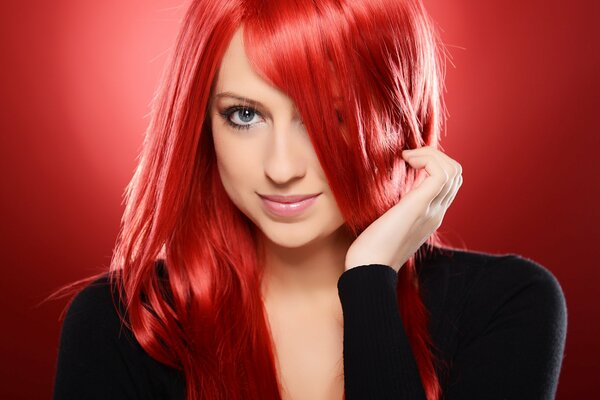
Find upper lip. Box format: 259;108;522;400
259;193;321;203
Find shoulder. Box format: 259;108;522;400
55;269;186;398
64;260;168;331
61;272;132;342
420;245;565;298
66;273;112;309
421;245;567;335
57;269;181;376
473;247;560;294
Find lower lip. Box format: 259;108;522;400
260;195;320;218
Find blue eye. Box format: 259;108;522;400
217;105;339;130
218;105;263;130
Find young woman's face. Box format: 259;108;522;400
209;27;346;249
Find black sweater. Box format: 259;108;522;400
52;247;567;399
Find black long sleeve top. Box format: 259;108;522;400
52;246;568;399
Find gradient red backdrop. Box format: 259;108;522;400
1;0;598;398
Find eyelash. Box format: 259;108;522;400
218;105;263;130
217;104;343;131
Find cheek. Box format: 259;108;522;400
212;131;258;196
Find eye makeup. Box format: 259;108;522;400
215;102;342;131
217;105;264;130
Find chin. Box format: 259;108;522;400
260;223;322;249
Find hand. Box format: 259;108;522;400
345;146;463;272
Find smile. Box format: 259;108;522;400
259;194;320;218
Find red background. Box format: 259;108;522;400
1;0;598;398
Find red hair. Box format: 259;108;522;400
50;0;452;398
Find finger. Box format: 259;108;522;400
404;150;455;206
440;174;462;208
402;154;448;205
424;149;459;206
413;147;462;208
405;146;462;178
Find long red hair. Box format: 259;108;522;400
50;0;452;398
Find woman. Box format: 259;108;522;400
51;0;567;399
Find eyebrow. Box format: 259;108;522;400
213;92;269;109
214;91;343;107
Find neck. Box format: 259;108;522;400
258;225;354;305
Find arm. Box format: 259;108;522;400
444;255;567;399
337;264;426;399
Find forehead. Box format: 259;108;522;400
213;27;298;108
216;28;251;88
212;25;345;114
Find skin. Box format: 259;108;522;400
209;26;463;399
209;27;353;310
346;148;463;273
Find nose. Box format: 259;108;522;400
263;124;307;185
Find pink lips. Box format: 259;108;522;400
259;193;321;217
